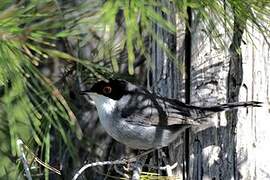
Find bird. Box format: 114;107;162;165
81;78;261;150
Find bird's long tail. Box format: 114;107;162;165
202;101;262;112
191;101;262;128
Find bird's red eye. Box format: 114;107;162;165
103;86;112;94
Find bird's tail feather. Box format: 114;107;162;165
202;101;262;112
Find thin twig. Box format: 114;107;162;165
135;162;178;171
72;159;128;180
22;142;61;175
17;139;32;180
72;149;154;180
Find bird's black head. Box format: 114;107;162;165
85;79;135;100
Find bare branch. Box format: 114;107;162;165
17;139;32;180
72;159;128;180
72;149;155;180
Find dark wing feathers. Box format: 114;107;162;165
119;88;261;127
119;92;205;127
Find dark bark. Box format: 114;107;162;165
226;7;247;180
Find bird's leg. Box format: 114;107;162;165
120;149;150;167
114;164;130;179
121;147;135;173
159;148;173;176
131;149;154;180
156;149;162;175
158;147;179;176
131;153;147;180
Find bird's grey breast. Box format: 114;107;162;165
96;93;183;149
112;94;181;149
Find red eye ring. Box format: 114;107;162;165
103;86;112;94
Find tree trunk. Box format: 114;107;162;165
149;0;187;178
151;2;270;180
236;21;270;179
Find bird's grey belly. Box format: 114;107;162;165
99;114;181;149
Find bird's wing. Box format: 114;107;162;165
123;111;201;127
118;90;261;127
119;93;207;127
151;97;261;126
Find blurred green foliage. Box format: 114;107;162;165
0;0;83;179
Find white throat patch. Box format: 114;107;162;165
89;93;117;114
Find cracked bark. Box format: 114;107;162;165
149;0;186;178
226;8;246;180
188;6;247;180
188;7;230;179
189;7;247;180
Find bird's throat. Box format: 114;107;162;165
90;93;117;115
